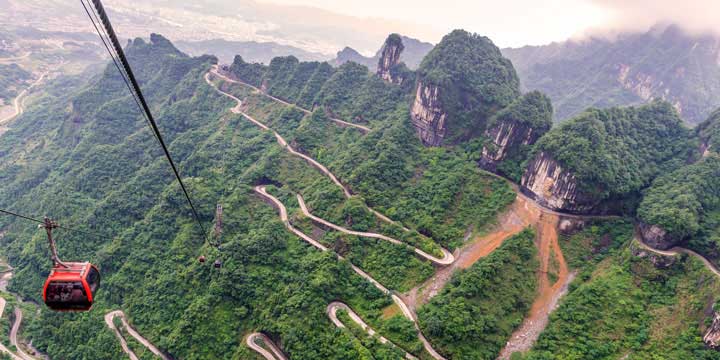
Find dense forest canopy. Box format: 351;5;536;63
638;155;720;258
698;107;720;151
0;31;521;359
416;29;521;143
1;22;720;360
0;63;31;100
532;100;696;201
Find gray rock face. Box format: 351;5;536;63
705;309;720;349
376;36;404;84
631;241;677;268
521;151;595;212
480;120;536;171
410;81;446;146
638;222;680;250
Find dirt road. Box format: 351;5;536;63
497;212;574;359
104;311;170;360
246;333;288;360
405;195;540;310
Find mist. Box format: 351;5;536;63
588;0;720;37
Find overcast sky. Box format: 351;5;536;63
255;0;720;47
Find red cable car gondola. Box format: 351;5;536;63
40;218;100;312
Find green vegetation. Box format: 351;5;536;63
336;309;408;360
417;229;538;359
638;155;720;263
0;63;31;101
228;53;411;125
698;107;720;151
512;219;720;360
0;33;519;359
487;91;553;181
534;100;696;204
417;29;520;143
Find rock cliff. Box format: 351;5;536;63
480;121;534;170
479;91;553;172
410;81;447;146
520;152;595;212
638;222;685;250
411;30;520;146
376;34;405;84
705;308;720;349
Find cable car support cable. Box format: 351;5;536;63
81;0;210;243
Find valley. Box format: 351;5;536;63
0;18;719;360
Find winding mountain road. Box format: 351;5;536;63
206;70;440;252
0;297;22;360
254;186;446;359
634;236;720;277
327;302;417;360
246;333;288;360
104;311;170;360
209;66;371;133
0;71;48;127
10;306;35;360
297;194;454;265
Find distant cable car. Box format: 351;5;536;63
40;218;100;312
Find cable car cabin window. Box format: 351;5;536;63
45;281;91;311
86;267;100;294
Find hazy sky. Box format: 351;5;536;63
255;0;720;47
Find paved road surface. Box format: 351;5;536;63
209;67;371;133
246;333;288;360
0;297;23;360
297;194;454;265
635;236;720;277
0;71;48;126
105;311;170;360
327;302;417;360
255;186;447;359
11;306;35;360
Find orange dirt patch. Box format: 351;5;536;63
404;194;542;311
498;211;573;359
381;303;401;319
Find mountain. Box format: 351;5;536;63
410;29;521;146
332;35;434;70
520;101;696;214
0;32;517;359
3;28;720;360
176;39;327;64
503;25;720;124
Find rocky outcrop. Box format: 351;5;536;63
376;34;405;84
520;152;595;213
410;81;446;146
480;91;553;172
705;308;720;349
480;121;534;170
638;222;680;250
630;240;677;268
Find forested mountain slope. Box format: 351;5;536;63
520;101;697;213
0;32;516;359
503;25;720;124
